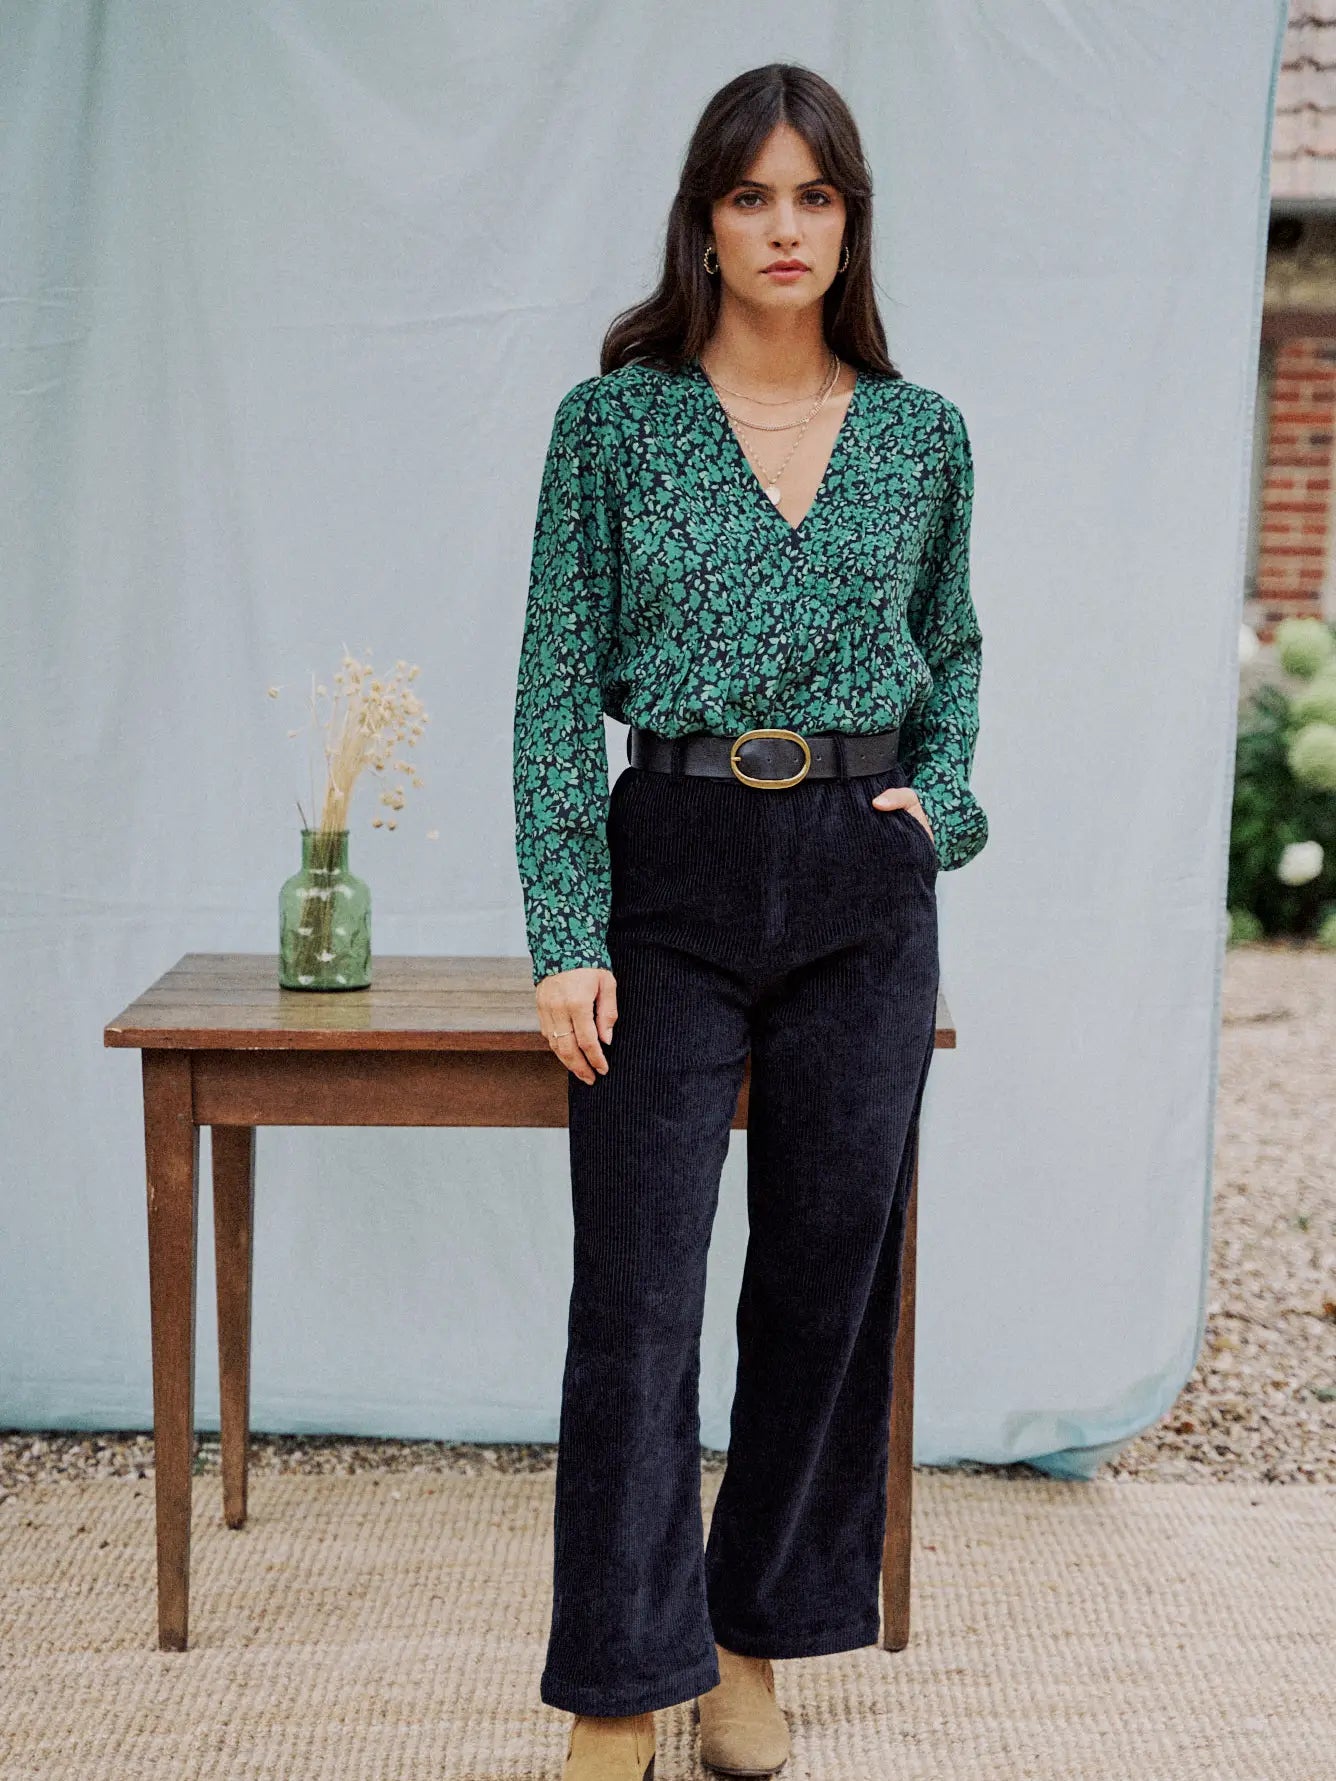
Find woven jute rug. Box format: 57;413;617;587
1;1468;1331;1779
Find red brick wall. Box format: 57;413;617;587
1254;336;1336;639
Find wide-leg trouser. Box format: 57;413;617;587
538;751;940;1717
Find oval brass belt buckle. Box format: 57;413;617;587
729;727;812;789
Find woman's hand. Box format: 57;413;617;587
535;966;618;1083
869;784;935;846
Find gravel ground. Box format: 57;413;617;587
3;942;1332;1497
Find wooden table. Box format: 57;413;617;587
104;953;955;1653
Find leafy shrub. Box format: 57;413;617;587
1229;619;1336;943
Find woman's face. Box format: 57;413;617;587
708;121;848;311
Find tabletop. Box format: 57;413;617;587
103;952;956;1053
103;953;558;1051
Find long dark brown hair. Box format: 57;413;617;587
601;64;902;380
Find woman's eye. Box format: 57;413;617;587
732;190;834;208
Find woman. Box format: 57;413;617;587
512;62;987;1781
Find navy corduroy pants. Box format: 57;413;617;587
539;745;940;1717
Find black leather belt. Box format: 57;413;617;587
628;724;900;788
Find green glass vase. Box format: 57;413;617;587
278;828;371;989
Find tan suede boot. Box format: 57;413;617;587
694;1643;790;1776
561;1710;657;1780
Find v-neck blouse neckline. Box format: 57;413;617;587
685;355;865;540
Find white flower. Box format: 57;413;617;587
1276;839;1324;885
1238;622;1260;666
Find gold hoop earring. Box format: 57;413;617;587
704;243;719;275
838;242;850;273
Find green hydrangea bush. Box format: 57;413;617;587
1229;617;1336;946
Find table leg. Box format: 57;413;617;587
142;1050;199;1651
212;1125;255;1530
880;1141;918;1651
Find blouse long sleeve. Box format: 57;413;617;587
899;400;989;872
512;379;621;984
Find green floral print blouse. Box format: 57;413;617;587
512;355;987;984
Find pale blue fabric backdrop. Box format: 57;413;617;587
1;2;1287;1479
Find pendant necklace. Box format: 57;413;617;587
701;351;842;507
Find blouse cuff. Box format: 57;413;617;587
528;923;613;986
912;778;989;873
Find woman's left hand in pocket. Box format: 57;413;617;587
870;785;934;845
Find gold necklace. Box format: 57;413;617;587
701;351;840;430
701;352;842;507
706;364;834;408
